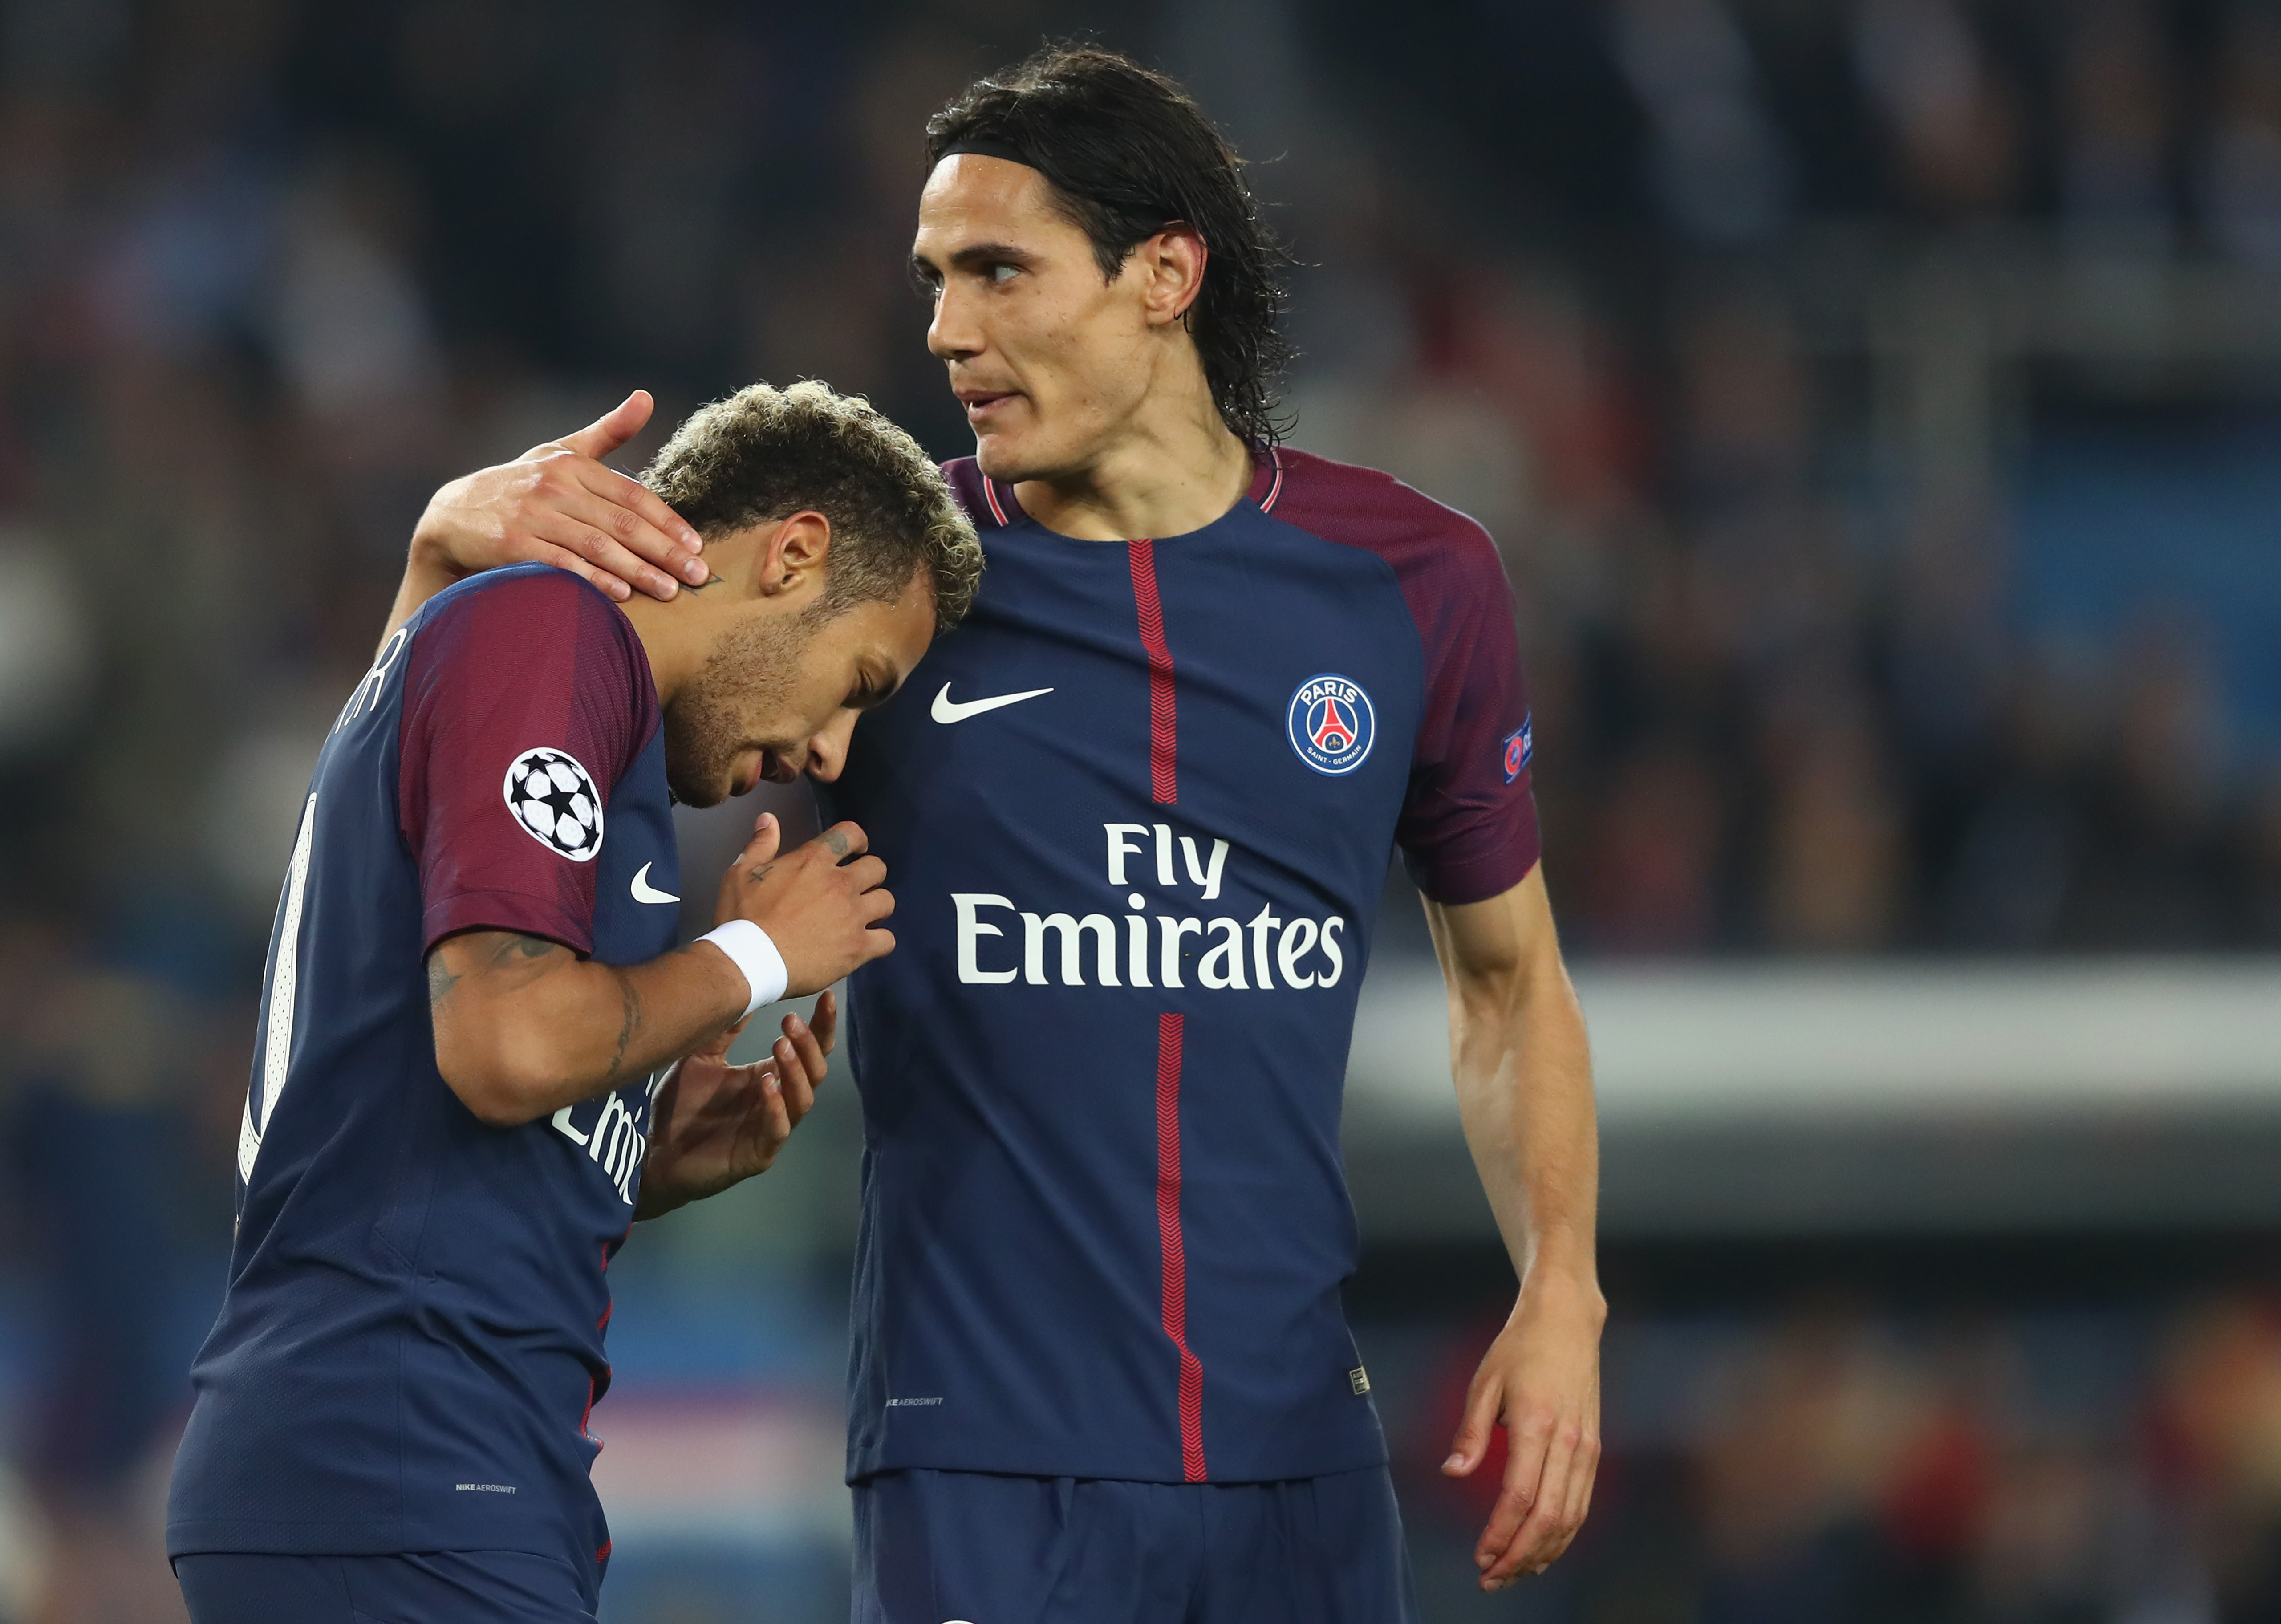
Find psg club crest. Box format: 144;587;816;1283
1286;674;1376;777
1503;716;1534;783
503;746;605;861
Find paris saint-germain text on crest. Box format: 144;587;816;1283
1286;674;1376;776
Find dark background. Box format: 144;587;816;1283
1;1;2280;1619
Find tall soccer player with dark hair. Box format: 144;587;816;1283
408;47;1601;1622
165;383;983;1624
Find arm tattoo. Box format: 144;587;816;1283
487;932;563;967
746;860;776;885
432;930;561;1005
601;966;642;1084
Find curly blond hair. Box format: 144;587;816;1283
644;380;983;632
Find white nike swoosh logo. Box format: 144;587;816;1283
930;682;1055;724
630;862;679;904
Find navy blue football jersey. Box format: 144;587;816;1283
167;566;681;1575
828;449;1540;1485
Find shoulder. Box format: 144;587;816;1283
1261;447;1510;617
411;565;641;667
419;561;624;631
402;566;650;730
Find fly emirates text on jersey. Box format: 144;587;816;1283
953;823;1349;992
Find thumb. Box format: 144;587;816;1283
737;811;783;870
548;389;654;463
1443;1375;1503;1477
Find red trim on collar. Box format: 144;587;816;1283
1249;448;1286;513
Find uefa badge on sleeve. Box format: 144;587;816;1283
503;746;605;861
1286;674;1376;776
1502;717;1534;784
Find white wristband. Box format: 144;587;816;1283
698;919;788;1018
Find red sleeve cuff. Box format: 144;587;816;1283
1403;843;1541;907
422;889;595;958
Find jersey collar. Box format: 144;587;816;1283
980;447;1284;532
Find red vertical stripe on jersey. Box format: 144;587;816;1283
1154;1012;1207;1482
1128;539;1177;804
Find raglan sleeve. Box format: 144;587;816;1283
396;572;649;957
1394;517;1543;905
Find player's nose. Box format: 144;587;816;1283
926;287;982;361
804;711;860;784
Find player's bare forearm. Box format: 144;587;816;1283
379;390;706;655
426;930;749;1127
1427;867;1600;1293
1425;864;1604;1590
426;819;893;1129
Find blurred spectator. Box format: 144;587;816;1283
2147;1300;2281;1619
2068;617;2232;948
2236;767;2281;946
1853;0;2019;217
1940;650;2098;951
1761;701;1905;953
0;912;239;1624
2058;1;2175;254
2200;7;2281;267
1614;0;1793;245
1576;735;1729;954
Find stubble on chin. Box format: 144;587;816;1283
662;612;806;807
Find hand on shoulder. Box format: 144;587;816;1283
410;389;712;605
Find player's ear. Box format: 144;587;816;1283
753;512;833;602
1140;224;1208;328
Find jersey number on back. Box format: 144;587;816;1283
238;793;317;1182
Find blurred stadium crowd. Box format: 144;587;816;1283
1373;1284;2281;1623
0;0;2276;1620
4;0;2281;963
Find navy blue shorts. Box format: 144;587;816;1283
172;1550;600;1624
852;1465;1421;1624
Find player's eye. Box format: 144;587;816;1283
988;263;1019;284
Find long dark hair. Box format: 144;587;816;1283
925;45;1296;449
